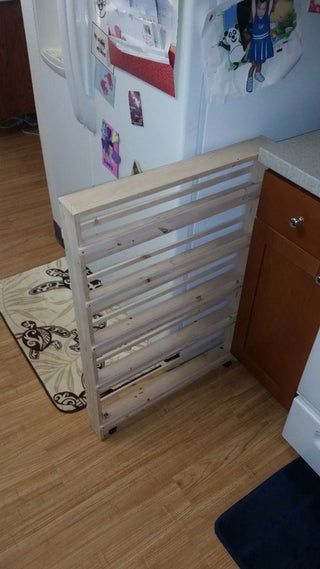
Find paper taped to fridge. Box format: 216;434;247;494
202;0;302;102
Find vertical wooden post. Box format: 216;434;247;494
60;208;104;438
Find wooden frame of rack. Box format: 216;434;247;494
60;138;265;439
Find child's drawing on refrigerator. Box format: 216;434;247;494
246;0;274;93
202;0;302;102
101;121;121;178
218;25;247;71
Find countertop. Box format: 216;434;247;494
258;130;320;199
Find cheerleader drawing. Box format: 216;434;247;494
246;0;274;93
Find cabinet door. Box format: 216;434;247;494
0;0;35;121
257;170;320;259
231;218;320;409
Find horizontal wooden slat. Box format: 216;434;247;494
82;181;257;250
59;137;265;217
81;183;259;263
93;272;242;359
88;230;249;315
93;279;239;362
166;333;225;370
87;216;245;285
91;260;230;327
97;308;235;393
80;166;252;233
100;346;231;432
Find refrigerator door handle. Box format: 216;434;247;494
57;0;96;134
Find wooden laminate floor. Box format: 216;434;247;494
0;130;296;569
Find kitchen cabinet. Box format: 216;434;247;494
0;0;35;121
232;169;320;409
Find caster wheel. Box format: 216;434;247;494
223;360;232;368
108;426;118;435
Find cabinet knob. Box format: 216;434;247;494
289;216;304;228
315;276;320;286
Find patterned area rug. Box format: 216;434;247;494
1;257;148;413
0;257;133;413
0;258;91;412
1;257;149;413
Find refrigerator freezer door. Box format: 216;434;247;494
283;396;320;476
57;0;96;133
21;0;94;227
297;330;320;413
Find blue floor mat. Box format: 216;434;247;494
215;458;320;569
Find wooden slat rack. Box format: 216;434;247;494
60;138;265;439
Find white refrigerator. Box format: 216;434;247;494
283;330;320;476
20;0;320;235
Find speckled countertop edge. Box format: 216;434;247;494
258;132;320;199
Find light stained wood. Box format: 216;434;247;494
88;230;249;314
80;165;253;233
87;216;245;285
60;136;266;215
93;275;241;358
100;347;232;429
91;257;235;327
61;139;264;440
97;309;235;392
60;204;104;437
0;131;296;569
80;182;259;264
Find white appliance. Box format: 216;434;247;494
283;329;320;476
20;0;320;235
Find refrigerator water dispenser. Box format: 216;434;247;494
33;0;65;76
